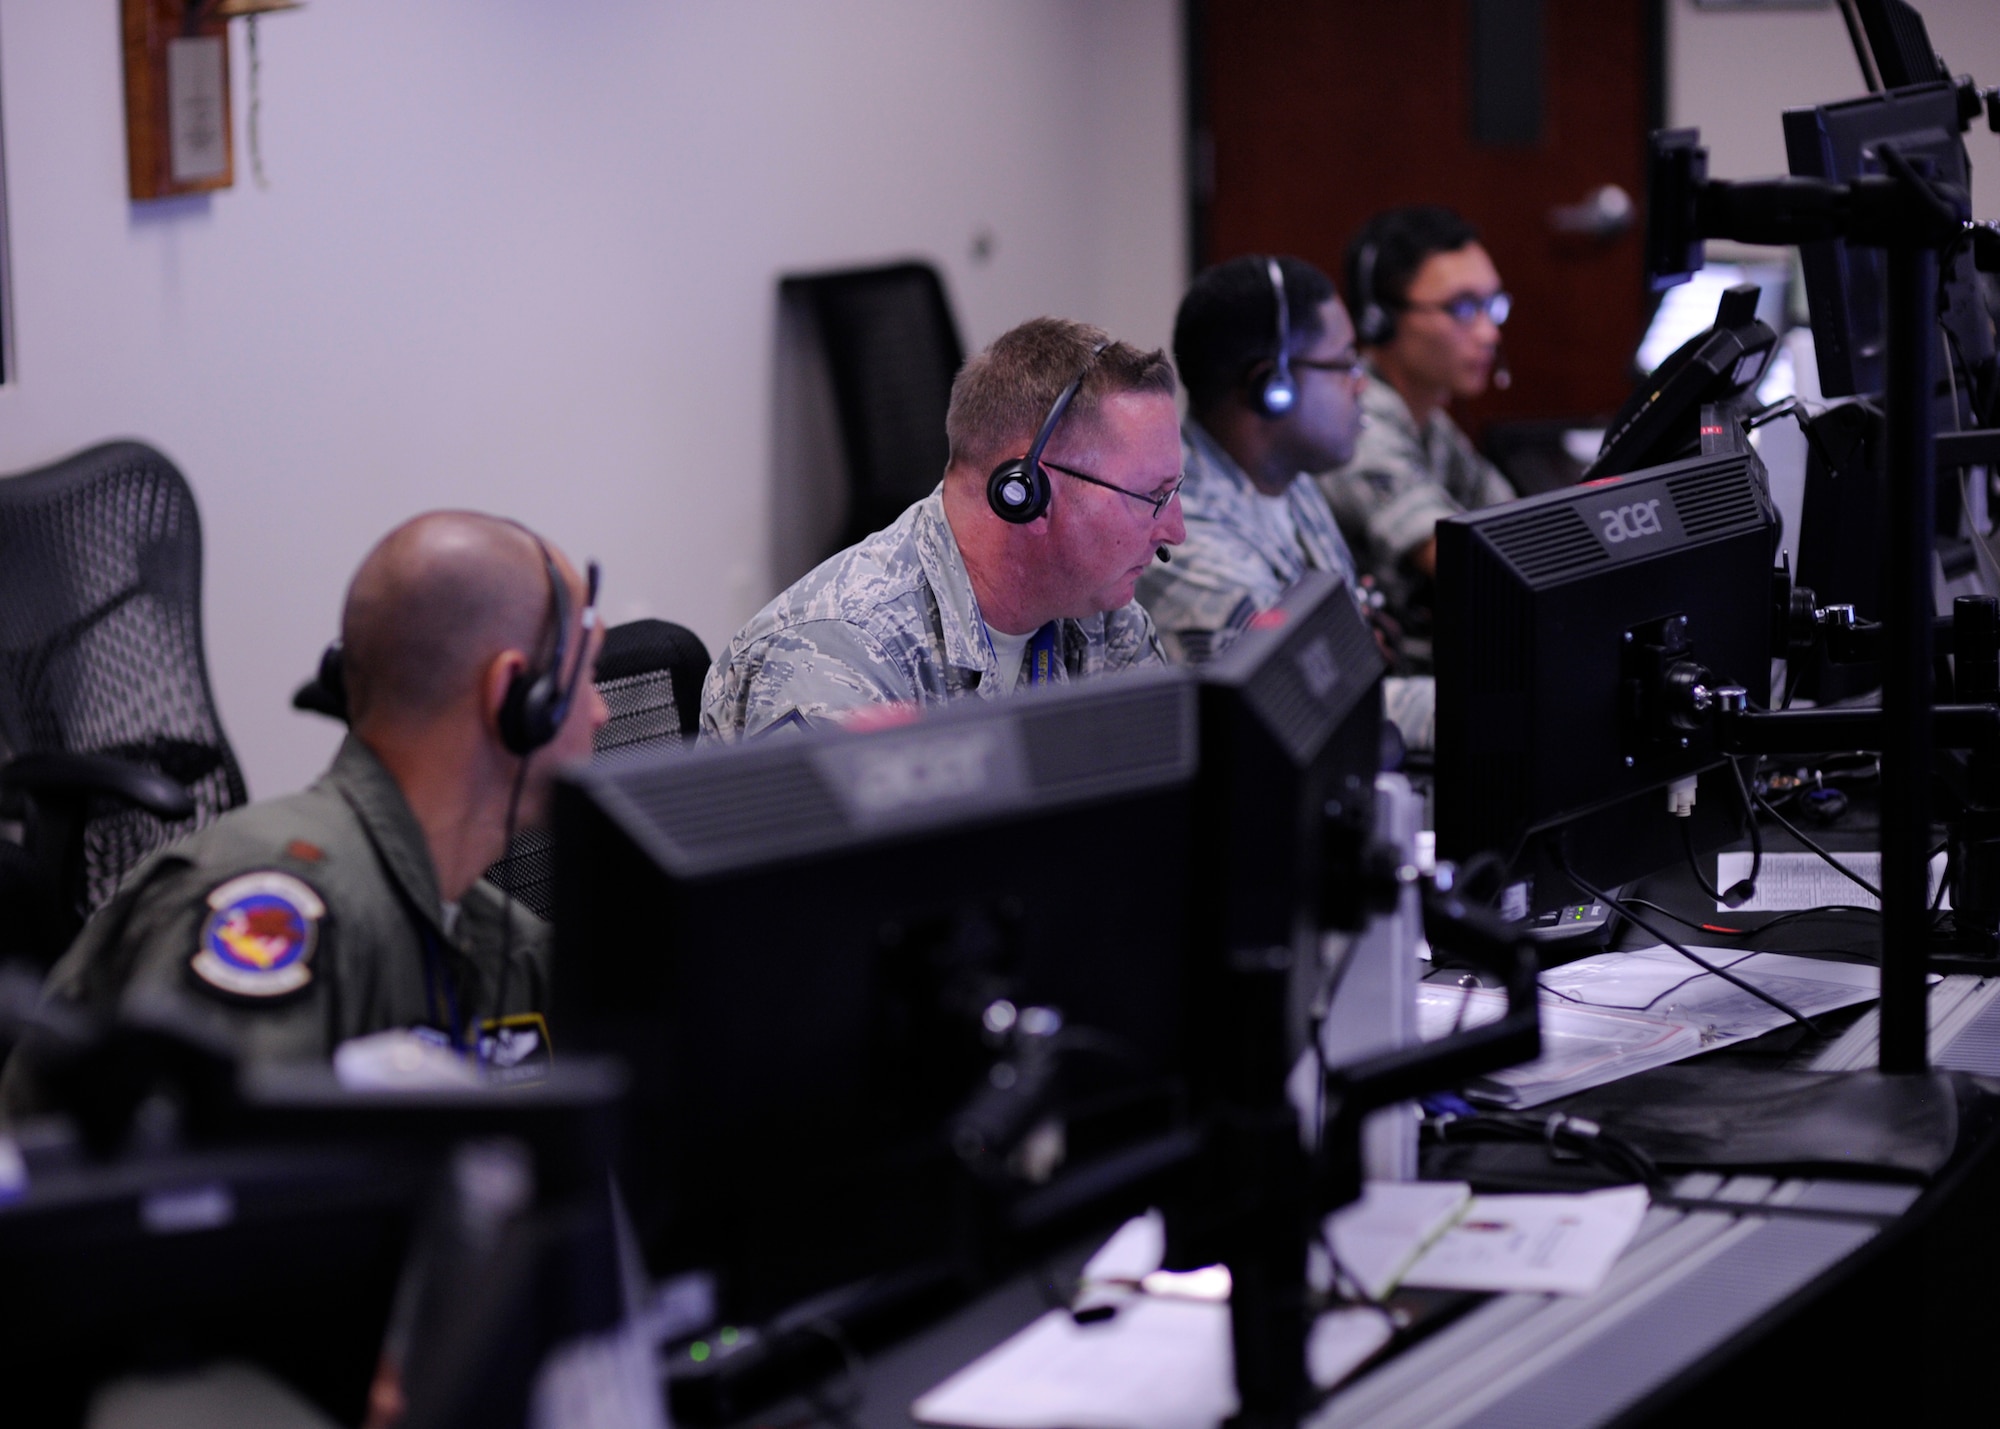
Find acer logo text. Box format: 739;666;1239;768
1598;499;1665;544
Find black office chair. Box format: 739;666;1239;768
0;441;248;966
779;260;966;553
294;617;712;923
485;617;710;920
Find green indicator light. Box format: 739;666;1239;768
689;1341;711;1363
719;1327;740;1346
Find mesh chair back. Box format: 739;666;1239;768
781;261;965;552
487;618;711;921
0;442;247;913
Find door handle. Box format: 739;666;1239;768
1549;184;1635;239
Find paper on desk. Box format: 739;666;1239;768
1320;1180;1472;1302
1420;947;1890;1107
1715;849;1947;912
1418;983;1704;1108
912;1211;1400;1429
1400;1185;1650;1297
910;1298;1238;1429
909;1300;1397;1429
1539;946;1886;1042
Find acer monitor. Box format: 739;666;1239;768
552;670;1204;1327
1434;447;1779;915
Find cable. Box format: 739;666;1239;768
485;756;531;1063
1681;818;1730;906
1679;759;1760;908
1553;842;1815;1030
1618;897;1885;953
1427;1110;1664;1194
1751;790;1884;903
1727;759;1763;895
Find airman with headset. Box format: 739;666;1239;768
1137;253;1435;751
1322;205;1518;656
701;317;1185;740
1;512;607;1113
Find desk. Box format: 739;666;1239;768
732;985;2000;1428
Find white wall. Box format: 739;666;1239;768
1668;0;2000;222
0;0;1187;798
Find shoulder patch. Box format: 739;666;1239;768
190;871;325;999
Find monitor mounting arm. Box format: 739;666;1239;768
1650;125;1968;1071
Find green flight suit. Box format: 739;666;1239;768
1;734;550;1116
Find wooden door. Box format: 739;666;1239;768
1194;0;1660;439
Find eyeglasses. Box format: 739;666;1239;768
1042;460;1185;519
1403;291;1512;327
1291;354;1367;379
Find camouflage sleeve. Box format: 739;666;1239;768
1101;601;1168;672
1383;674;1435;753
703;619;914;742
1136;545;1278;667
1466;446;1518;510
1327;452;1463;573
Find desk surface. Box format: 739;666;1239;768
733;974;2000;1429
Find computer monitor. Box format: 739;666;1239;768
1434;447;1778;915
1191;568;1385;963
1586;284;1777;480
553;670;1203;1325
0;1061;626;1426
1784;80;1967;399
550;576;1390;1327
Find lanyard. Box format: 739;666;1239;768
420;927;468;1053
1026;622;1062;688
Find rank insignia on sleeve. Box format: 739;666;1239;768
190;871;325;999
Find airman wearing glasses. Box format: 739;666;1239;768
701;318;1182;741
1322;206;1519;649
3;513;603;1112
1138;254;1434;751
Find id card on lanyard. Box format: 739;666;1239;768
1026;622;1062;688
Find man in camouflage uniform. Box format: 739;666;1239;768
702;318;1184;740
1323;206;1517;647
1137;255;1434;750
2;513;606;1113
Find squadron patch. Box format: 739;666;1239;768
478;1013;553;1085
190;871;325;999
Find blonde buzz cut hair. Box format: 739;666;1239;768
945;317;1175;478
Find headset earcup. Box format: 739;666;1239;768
988;458;1050;524
1358;301;1393;347
1260;369;1297;416
498;669;559;756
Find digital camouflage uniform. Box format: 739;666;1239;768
1;734;551;1116
701;487;1166;741
1139;421;1434;750
1319;366;1516;616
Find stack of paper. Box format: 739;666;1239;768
1715;849;1946;912
1399;1185;1650;1297
1319;1180;1471;1301
912;1183;1652;1428
1420;946;1889;1107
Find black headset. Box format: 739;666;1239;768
1353;239;1394;347
495;537;593;756
1250;256;1298;417
315;531;593;757
987;341;1111;525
